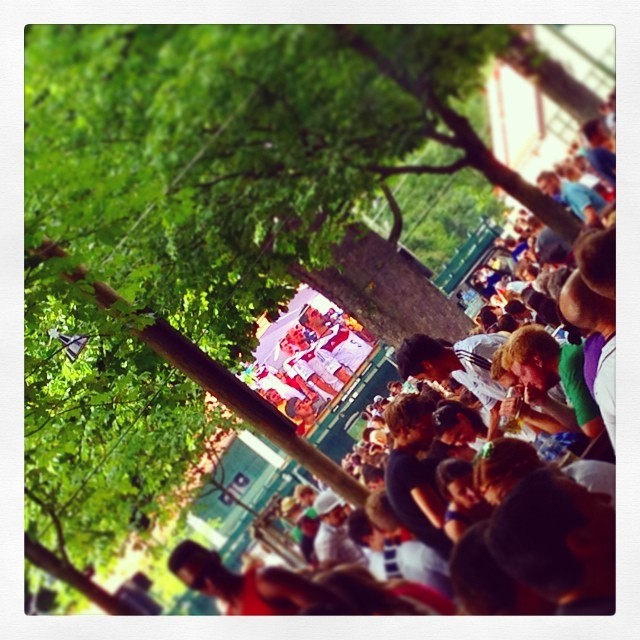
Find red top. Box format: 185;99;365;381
391;582;456;616
227;567;297;616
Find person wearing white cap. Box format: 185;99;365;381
312;489;366;567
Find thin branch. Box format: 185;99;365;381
24;486;71;566
364;157;469;177
196;165;303;190
380;183;403;247
331;25;417;96
421;122;462;148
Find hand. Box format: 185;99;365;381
524;384;547;407
499;394;522;418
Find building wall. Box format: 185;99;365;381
487;25;615;197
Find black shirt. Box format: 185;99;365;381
385;449;453;559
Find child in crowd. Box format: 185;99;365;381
436;459;492;542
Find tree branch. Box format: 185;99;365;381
364;157;469;177
421;122;462;148
196;165;303;190
331;25;417;96
380;183;403;248
24;486;71;566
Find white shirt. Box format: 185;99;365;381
315;325;371;373
452;334;508;410
367;541;451;596
563;460;616;507
314;521;366;566
593;335;615;450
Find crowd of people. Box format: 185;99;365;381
167;98;616;616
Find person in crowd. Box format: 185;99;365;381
450;522;555;615
558;270;616;448
503;299;531;324
257;364;306;404
339;311;378;345
312;564;449;615
382;394;453;559
495;313;518;334
535;265;572;302
279;334;342;398
294;484;318;511
489;345;518;390
581;119;616;188
261;388;287;414
573;226;615;300
297;515;320;567
396;332;508;436
533;226;574;266
435;459;492;542
473;438;615;507
361;463;386;491
349;499;453;598
502;324;604;439
312;489;366;567
358;439;389;469
475;306;499;332
387;380;404;397
300;306;371;377
362;426;389;449
536;170;607;227
521;288;563;328
432;400;488;452
491;349;570;438
280;496;303;524
168;540;337;615
284;396;319;434
486;468;615;615
514;259;540;283
474;438;547;506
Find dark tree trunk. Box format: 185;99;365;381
25;534;137;615
501;33;605;124
431;99;582;243
335;28;583;242
294;225;473;348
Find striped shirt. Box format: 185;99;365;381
452;334;508;410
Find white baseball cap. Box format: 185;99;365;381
313;489;346;516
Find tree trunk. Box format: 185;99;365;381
35;240;369;508
431;100;582;242
294;225;473;348
501;32;605;124
25;534;137;615
335;28;583;242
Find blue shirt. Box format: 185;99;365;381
560;180;607;220
586;147;616;187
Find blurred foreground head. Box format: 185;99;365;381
486;469;615;606
450;521;554;615
573;226;615;300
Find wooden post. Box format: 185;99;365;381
25;534;138;615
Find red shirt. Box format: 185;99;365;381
391;582;456;615
227;567;298;616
